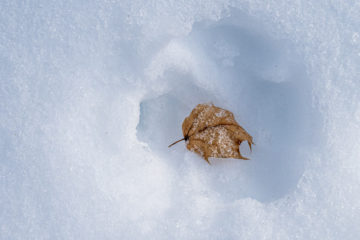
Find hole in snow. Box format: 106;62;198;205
137;10;321;203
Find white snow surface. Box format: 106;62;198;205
1;1;360;239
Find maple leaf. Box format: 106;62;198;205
168;103;254;164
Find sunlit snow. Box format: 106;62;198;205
1;1;360;239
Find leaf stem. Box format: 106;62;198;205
168;138;186;148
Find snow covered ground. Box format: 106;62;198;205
1;0;360;239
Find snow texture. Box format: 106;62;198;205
1;0;360;239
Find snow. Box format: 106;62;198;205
1;0;360;239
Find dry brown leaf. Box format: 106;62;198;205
168;103;254;164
